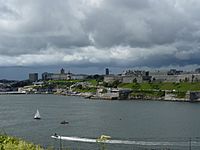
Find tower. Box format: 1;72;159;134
105;68;109;75
60;68;65;74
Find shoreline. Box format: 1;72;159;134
57;92;199;103
0;91;199;103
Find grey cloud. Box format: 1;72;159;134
0;4;19;20
106;0;150;10
0;0;90;55
84;0;190;47
0;0;200;69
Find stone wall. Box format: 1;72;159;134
122;76;143;83
152;74;200;83
190;92;200;102
104;75;122;83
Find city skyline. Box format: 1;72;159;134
1;0;200;79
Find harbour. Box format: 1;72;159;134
1;94;200;149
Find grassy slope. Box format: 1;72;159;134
73;87;97;93
47;79;98;93
87;79;98;86
119;82;200;92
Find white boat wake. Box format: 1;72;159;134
51;135;192;146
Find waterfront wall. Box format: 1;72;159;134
190;92;200;102
104;73;200;84
152;74;200;83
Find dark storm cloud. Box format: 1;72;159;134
0;0;200;69
84;0;189;47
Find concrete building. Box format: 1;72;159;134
42;69;71;80
105;68;109;75
148;69;200;83
42;69;88;81
195;68;200;73
151;74;200;83
71;74;88;80
121;70;151;83
42;72;53;80
167;69;183;75
149;70;168;76
29;73;38;82
104;70;152;84
104;75;122;83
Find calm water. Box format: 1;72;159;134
0;94;200;149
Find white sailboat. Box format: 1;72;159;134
34;109;41;119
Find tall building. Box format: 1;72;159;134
60;68;65;74
105;68;109;75
29;73;38;82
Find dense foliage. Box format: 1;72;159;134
131;90;165;98
0;134;43;150
11;80;32;88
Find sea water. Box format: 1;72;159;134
0;94;200;149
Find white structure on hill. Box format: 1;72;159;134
42;68;88;80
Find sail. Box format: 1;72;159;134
34;109;41;119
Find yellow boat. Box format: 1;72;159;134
96;135;111;142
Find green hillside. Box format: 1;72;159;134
118;82;200;92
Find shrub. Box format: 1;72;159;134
0;135;43;150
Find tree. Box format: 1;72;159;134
112;80;120;88
184;77;189;82
132;78;137;83
192;75;195;82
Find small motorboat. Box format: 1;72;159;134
60;120;69;124
96;135;111;142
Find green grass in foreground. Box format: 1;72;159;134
0;134;43;150
119;82;200;92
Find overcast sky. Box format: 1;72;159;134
1;0;200;79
